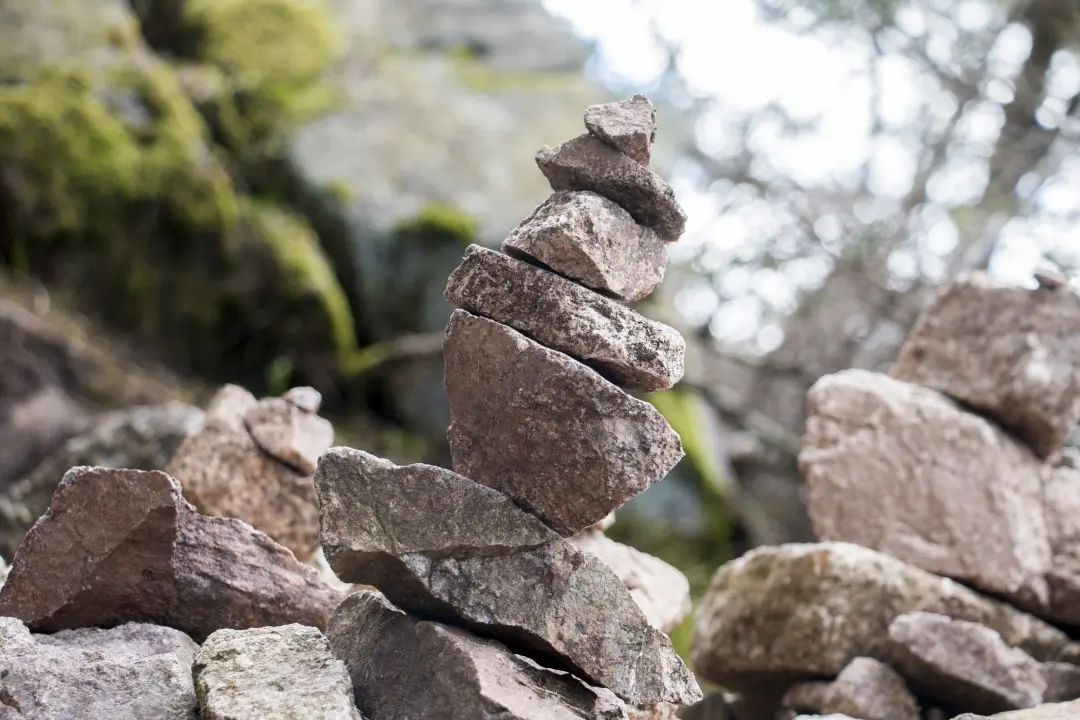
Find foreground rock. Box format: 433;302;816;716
0;466;342;641
891;272;1080;459
444;311;684;536
536;134;686;241
571;530;691;632
502;191;666;302
445;246;684;391
167;384;332;560
953;699;1080;718
691;543;1078;695
0;401;204;560
782;657;919;720
887;612;1046;715
0;617;199;719
328;590;628;720
195;624;361;720
584;94;656;166
315;447;700;706
800;369;1052;607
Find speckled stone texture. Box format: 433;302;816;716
502;191;666;302
445;245;684;391
536;134;686;241
584;94;656;166
443;310;684;537
891;272;1080;460
782;657;919;720
800;369;1052;609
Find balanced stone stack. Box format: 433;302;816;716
316;94;703;718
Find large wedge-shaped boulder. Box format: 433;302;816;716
502;191;666;302
315;448;701;707
445;246;683;391
584;94;657;166
444;311;683;536
536;134;686;241
328;590;629;720
800;369;1052;608
691;543;1078;697
0;466;342;642
891;272;1080;460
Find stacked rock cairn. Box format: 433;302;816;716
316;94;704;717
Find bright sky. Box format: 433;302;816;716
542;0;1080;348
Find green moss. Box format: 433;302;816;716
393;203;479;249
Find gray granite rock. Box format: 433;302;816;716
0;617;198;719
536;134;686;241
584;94;656;166
328;590;628;720
283;385;322;413
243;396;335;475
950;700;1080;719
194;624;361;719
315;447;701;707
502;191;666;302
782;657;919;720
444;310;683;536
445;245;684;391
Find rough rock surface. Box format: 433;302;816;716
0;401;204;560
690;543;1078;695
536;134;686;241
800;369;1052;607
1042;661;1080;703
315;447;700;706
502;191;666;302
890;272;1080;459
445;245;684;391
0;466;342;642
584;94;657;166
194;624;361;720
444;310;684;536
328;590;629;720
167;385;330;559
0;617;198;719
782;657;919;720
571;530;692;632
952;700;1080;719
1039;465;1080;625
887;612;1046;715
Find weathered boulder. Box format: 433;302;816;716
536;134;686;241
444;310;683;536
0;466;342;642
445;245;684;391
571;530;691;632
690;543;1078;696
328;590;628;720
800;369;1052;608
782;657;919;720
194;624;361;719
891;272;1080;459
315;447;701;706
584;94;656;166
166;385;331;560
502;191;666;302
0;401;204;560
1040;465;1080;626
886;612;1046;715
0;617;199;719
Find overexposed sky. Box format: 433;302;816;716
542;0;1080;317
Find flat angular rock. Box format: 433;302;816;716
502;191;666;302
445;246;684;391
328;590;628;720
444;311;684;536
887;612;1046;714
800;369;1052;607
283;385;322;413
584;94;656;166
315;447;700;706
690;543;1078;696
0;617;199;719
572;530;691;632
195;624;361;720
167;385;330;559
891;272;1080;459
536;134;687;241
0;466;342;642
782;657;919;720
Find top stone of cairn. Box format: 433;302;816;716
584;93;657;166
